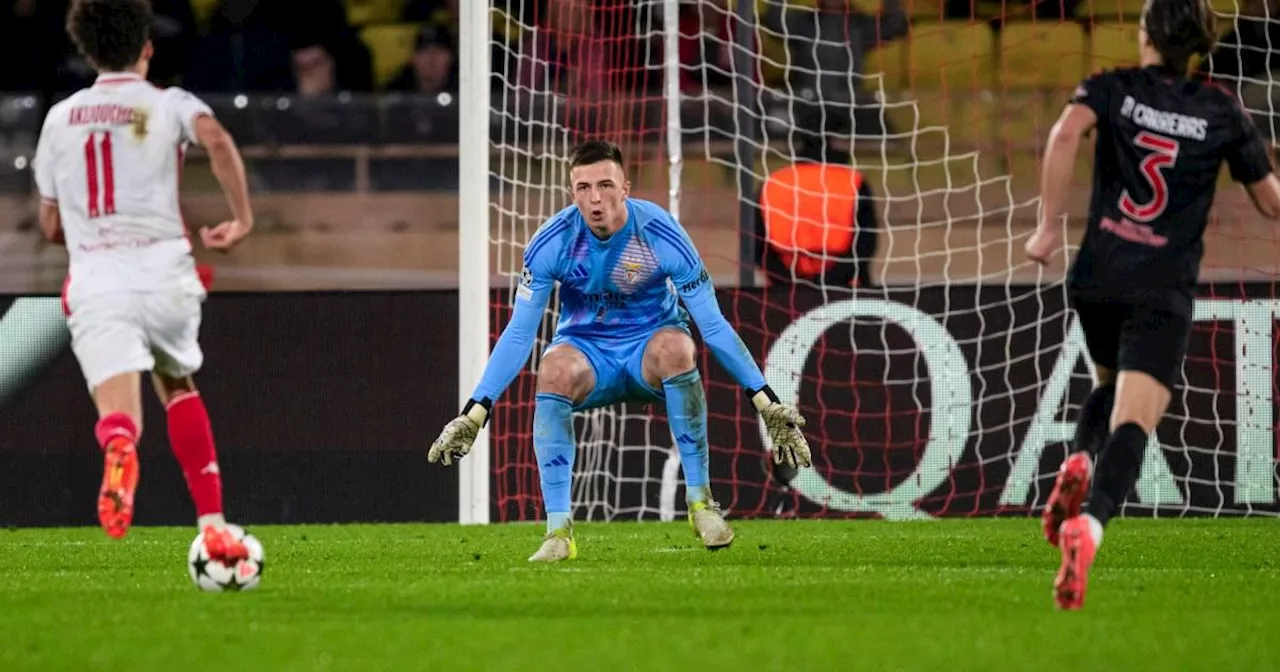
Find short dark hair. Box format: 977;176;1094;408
568;140;625;171
1142;0;1216;76
67;0;153;73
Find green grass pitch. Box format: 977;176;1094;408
2;519;1277;671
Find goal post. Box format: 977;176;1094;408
457;0;492;525
461;0;1280;526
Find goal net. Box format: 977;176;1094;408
471;0;1280;524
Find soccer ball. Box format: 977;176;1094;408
187;524;265;592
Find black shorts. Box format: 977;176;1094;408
1071;296;1191;391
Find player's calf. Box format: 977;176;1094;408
530;348;591;553
156;375;226;530
1072;383;1115;456
644;329;724;515
1085;370;1170;530
1043;378;1107;546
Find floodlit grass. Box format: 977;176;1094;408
2;519;1277;671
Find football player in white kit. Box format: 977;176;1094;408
33;0;252;562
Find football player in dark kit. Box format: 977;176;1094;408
1026;0;1280;609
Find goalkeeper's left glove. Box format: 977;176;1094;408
750;386;812;469
428;398;490;467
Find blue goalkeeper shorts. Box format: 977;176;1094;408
545;320;691;412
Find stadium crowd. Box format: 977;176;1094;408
0;0;460;97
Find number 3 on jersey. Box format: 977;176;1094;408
1119;131;1179;223
83;131;116;219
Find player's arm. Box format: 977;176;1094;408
1243;174;1280;220
169;88;252;251
39;202;62;246
1224;100;1280;220
193;115;253;250
32;111;63;245
652;215;812;468
1028;103;1097;265
1029;73;1108;265
427;239;558;466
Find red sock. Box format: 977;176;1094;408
95;412;138;451
166;392;224;517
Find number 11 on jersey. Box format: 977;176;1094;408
84;131;116;219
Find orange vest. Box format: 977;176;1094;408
759;163;862;277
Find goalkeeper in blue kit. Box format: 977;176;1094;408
429;140;812;561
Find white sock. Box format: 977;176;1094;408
1082;513;1104;548
197;513;226;530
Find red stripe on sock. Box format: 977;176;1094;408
166;392;224;517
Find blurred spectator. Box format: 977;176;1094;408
288;0;374;95
146;0;199;87
403;0;458;25
386;24;459;94
1;0;195;94
762;0;907;138
678;0;753;95
0;0;70;94
291;42;342;97
183;0;371;95
182;0;295;92
518;0;611;95
763;0;907;102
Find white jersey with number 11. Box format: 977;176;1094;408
33;72;214;301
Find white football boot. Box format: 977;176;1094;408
688;498;735;550
528;524;577;562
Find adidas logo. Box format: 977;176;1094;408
569;264;590;279
543;455;571;468
675;433;699;445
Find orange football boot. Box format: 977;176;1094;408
1054;516;1098;610
1042;451;1092;547
97;437;140;539
202;525;249;565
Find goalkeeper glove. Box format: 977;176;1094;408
750;386;812;469
428;398;490;466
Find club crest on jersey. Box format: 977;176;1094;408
130;107;149;140
622;261;642;284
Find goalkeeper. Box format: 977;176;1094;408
429;140;812;562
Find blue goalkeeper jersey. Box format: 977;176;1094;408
470;197;767;404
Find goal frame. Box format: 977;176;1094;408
458;1;1280;525
457;0;492;525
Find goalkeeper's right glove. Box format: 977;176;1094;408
428;398;490;466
